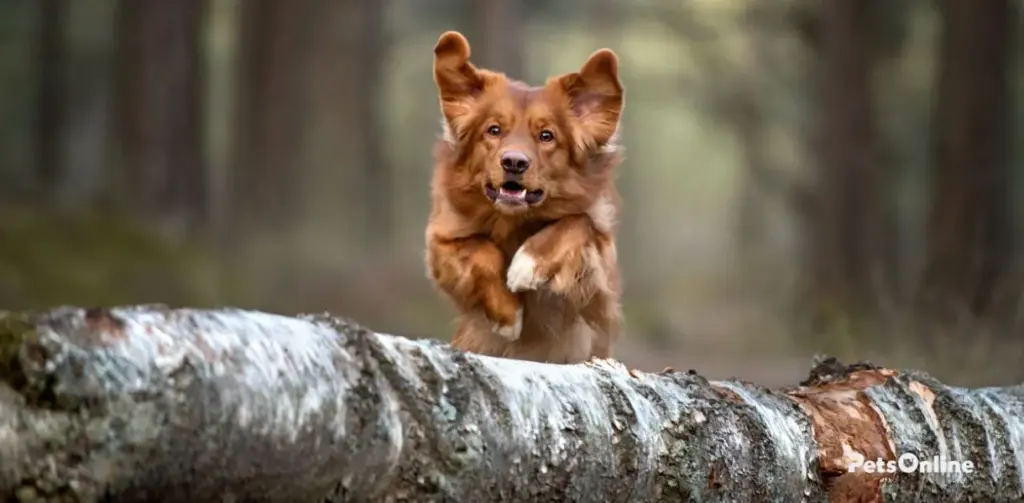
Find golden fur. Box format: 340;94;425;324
424;31;625;364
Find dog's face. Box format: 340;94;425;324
432;31;624;218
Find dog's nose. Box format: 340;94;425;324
500;151;531;175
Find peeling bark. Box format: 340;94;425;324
0;307;1022;502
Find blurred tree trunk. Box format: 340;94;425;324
469;0;524;80
112;0;208;235
733;4;777;263
919;0;1015;320
807;0;889;323
353;0;391;250
33;0;67;201
229;0;311;239
307;0;391;252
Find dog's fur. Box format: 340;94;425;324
425;31;625;364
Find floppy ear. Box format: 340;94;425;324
558;49;624;148
433;31;484;127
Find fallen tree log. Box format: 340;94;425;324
0;306;1022;502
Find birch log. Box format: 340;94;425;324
0;306;1022;503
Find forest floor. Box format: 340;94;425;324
290;259;1024;389
614;342;808;387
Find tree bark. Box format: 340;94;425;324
0;307;1022;502
112;0;208;235
919;0;1015;319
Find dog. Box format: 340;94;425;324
424;31;625;364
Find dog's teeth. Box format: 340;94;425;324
499;189;525;198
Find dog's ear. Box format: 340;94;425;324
557;49;624;148
433;31;484;126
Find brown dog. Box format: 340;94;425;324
424;31;625;364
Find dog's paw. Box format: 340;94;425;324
507;249;547;292
491;306;523;341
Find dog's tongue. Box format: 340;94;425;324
498;186;527;203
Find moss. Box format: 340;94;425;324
0;310;33;387
0;204;245;310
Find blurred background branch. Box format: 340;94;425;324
0;0;1021;386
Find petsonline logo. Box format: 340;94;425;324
847;451;975;475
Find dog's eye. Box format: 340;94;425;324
538;130;555;143
486;125;502;137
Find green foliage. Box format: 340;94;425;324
0;206;230;310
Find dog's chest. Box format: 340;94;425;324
486;218;549;260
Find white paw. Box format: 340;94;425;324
491;306;523;341
507;249;545;292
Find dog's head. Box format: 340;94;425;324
432;31;624;218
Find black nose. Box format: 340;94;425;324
501;151;531;175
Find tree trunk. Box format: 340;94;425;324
732;3;778;264
229;0;310;238
808;0;889;323
352;0;391;250
112;0;208;235
470;0;525;80
919;0;1015;319
1;306;1022;502
304;0;391;253
33;0;68;201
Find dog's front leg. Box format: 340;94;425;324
506;215;622;358
507;215;617;308
427;235;524;340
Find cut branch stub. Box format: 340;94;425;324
0;306;1021;502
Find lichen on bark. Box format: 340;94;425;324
0;306;1021;503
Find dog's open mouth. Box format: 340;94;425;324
486;182;544;206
